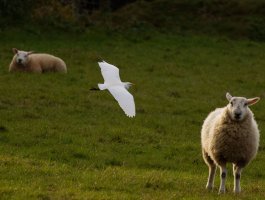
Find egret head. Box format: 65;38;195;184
123;82;134;90
13;48;34;66
226;92;260;121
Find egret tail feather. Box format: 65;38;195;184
98;84;107;90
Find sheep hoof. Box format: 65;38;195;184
234;189;241;194
218;189;225;194
206;185;213;190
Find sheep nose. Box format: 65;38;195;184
235;113;241;119
18;59;22;63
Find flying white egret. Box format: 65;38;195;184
96;61;136;118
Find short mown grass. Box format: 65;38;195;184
0;28;265;199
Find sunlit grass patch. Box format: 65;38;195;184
0;29;265;199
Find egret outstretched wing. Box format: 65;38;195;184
108;86;135;117
96;61;136;118
98;61;121;84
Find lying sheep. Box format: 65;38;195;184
201;92;260;194
9;48;67;73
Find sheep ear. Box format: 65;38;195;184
12;48;18;54
226;92;232;101
247;97;260;106
27;51;34;55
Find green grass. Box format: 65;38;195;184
1;28;265;199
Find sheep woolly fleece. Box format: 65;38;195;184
201;107;259;166
9;49;67;73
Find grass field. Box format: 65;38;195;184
1;28;265;199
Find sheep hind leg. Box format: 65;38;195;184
207;164;217;190
202;150;216;190
233;164;243;193
55;63;67;73
219;165;227;194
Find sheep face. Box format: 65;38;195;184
12;48;33;66
226;92;260;121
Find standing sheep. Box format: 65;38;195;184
201;92;260;194
9;48;67;73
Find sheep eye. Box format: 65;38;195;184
230;102;233;106
244;103;248;107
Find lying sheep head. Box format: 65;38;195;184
226;92;260;121
12;48;34;66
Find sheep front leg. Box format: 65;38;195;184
233;164;242;193
31;65;42;73
219;165;227;194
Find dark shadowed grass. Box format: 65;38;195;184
0;28;265;199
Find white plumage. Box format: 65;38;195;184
97;61;136;117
